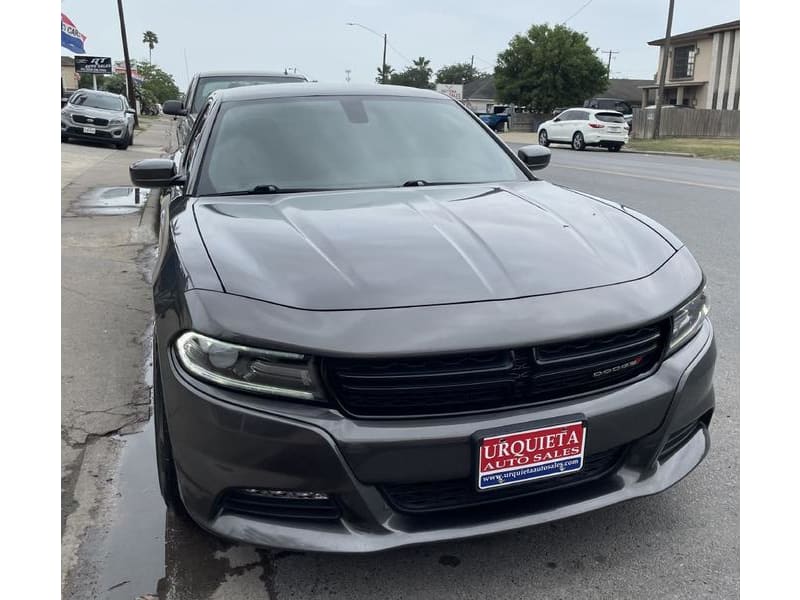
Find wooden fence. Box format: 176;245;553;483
508;112;550;132
632;108;739;139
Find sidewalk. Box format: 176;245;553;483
61;117;171;592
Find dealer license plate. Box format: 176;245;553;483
83;127;96;134
477;421;586;490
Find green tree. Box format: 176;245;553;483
142;30;159;64
388;56;435;89
494;24;608;112
101;73;128;95
435;62;481;84
376;64;395;83
137;62;180;103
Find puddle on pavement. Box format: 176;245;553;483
75;186;151;216
95;420;167;599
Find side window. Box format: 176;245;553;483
576;111;590;121
559;110;574;120
182;99;213;172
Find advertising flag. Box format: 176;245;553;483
61;13;87;54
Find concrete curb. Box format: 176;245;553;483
621;149;697;158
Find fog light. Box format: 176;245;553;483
241;489;329;500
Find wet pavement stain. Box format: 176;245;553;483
96;420;166;599
74;186;151;216
438;555;461;567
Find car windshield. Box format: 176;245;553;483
198;95;528;195
192;76;306;113
70;92;123;111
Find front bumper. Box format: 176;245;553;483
62;120;127;142
159;319;715;553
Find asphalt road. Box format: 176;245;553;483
63;136;739;600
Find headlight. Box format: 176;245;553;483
174;331;323;402
666;287;709;356
109;118;123;125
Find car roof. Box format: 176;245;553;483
214;83;447;103
193;70;308;80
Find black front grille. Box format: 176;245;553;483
72;114;109;126
323;322;667;417
218;489;341;521
381;445;626;514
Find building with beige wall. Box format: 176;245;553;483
61;56;80;93
640;20;739;110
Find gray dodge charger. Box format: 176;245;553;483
131;84;715;552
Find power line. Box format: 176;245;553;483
563;0;595;24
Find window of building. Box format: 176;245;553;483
672;45;696;79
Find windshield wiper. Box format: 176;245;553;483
213;185;330;196
401;180;474;187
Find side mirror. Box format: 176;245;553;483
163;100;188;116
517;145;551;171
553;117;561;122
125;108;136;115
130;158;184;188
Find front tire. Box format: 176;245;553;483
153;342;186;515
572;131;586;151
538;130;550;147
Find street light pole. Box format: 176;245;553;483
346;22;388;83
115;0;138;127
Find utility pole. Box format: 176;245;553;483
382;33;388;83
115;0;138;128
470;55;474;70
653;0;675;139
345;69;351;83
601;50;619;78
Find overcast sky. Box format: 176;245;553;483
61;0;739;91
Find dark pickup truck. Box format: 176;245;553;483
476;106;511;132
162;70;307;147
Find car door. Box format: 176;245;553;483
548;110;568;141
176;76;198;147
554;110;579;141
569;110;590;141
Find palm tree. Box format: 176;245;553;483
142;31;159;63
413;56;431;71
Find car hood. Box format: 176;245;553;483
193;181;676;310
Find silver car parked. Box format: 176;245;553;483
61;89;136;150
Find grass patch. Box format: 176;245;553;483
627;137;739;160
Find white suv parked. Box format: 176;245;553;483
537;108;629;152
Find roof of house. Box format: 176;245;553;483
601;79;655;103
463;76;496;100
649;19;740;45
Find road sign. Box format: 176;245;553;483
74;56;113;75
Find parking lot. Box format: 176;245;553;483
61;119;739;600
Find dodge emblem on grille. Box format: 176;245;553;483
593;356;643;378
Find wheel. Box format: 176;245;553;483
572;131;585;151
153;342;187;515
608;144;622;152
538;130;550;147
